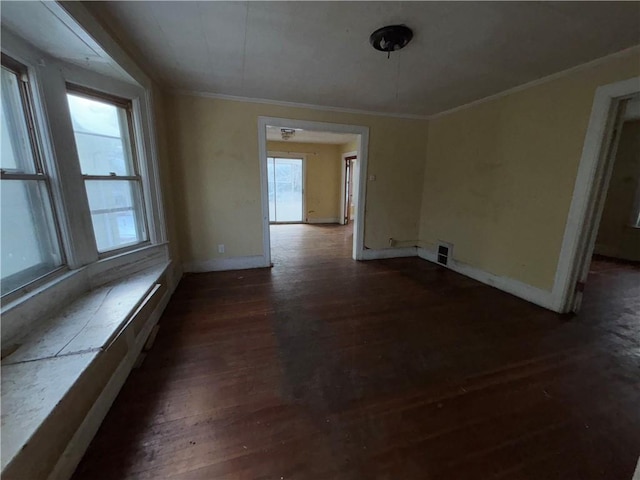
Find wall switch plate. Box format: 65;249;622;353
218;244;225;254
369;174;376;181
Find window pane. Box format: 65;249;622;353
67;94;134;176
1;66;36;173
274;158;303;222
267;157;275;221
1;180;63;295
85;180;146;252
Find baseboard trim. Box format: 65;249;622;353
306;217;340;224
360;246;418;260
417;248;556;311
183;255;269;273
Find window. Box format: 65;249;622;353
1;55;64;296
66;87;148;253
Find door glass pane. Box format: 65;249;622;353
1;179;63;294
1;66;36;173
267;157;275;221
84;180;146;252
67;93;134;176
274;158;302;222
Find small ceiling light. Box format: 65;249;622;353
281;128;296;140
369;24;413;59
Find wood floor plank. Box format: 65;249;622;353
72;224;640;480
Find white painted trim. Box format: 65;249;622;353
551;76;640;313
417;248;555;311
429;45;640;120
307;218;341;224
258;117;369;262
183;255;269;273
633;456;640;480
57;2;151;88
173;89;430;120
360;247;417;260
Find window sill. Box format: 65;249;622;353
1;242;170;350
1;262;169;474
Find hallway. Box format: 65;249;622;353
73;226;640;480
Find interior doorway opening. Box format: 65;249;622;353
258;117;369;264
580;93;640;311
560;86;640;313
341;152;358;225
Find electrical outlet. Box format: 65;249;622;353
218;244;225;254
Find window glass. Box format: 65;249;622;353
1;180;62;295
1;60;63;295
84;180;146;252
67;89;147;253
67;93;134;176
1;66;36;173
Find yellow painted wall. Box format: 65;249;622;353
340;139;359;155
267;141;342;222
166;94;428;264
419;50;640;291
595;120;640;261
152;85;181;266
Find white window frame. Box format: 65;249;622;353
0;30;168;337
66;83;151;257
0;53;68;302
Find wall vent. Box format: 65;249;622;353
437;242;452;266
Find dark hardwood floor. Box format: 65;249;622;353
72;224;640;480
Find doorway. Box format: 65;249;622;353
258;117;369;265
341;153;357;225
554;78;640;313
267;156;304;223
581;95;640;310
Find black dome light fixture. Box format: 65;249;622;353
369;24;413;59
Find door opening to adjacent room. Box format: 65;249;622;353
558;84;640;314
342;153;357;225
258;117;369;265
579;93;640;312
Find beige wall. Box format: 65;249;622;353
166;94;428;264
152;85;181;266
340;139;359;155
595;120;640;261
419;51;640;291
267;141;342;222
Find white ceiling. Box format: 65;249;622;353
266;126;358;145
65;2;640;116
1;1;134;83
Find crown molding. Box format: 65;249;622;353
428;45;640;120
170;45;640;122
170;90;431;121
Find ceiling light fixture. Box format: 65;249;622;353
281;128;296;140
369;24;413;59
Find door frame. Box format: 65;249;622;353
266;151;307;224
551;76;640;313
258;117;369;264
340;151;357;225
